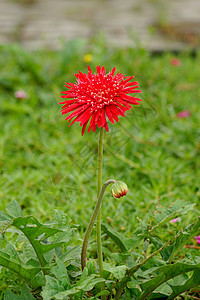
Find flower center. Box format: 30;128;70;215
76;76;120;112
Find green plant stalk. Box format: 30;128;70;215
81;179;116;270
97;127;105;298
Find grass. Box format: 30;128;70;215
0;38;200;297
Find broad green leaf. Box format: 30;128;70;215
140;256;165;273
42;268;105;300
51;260;71;289
4;284;35;300
5;243;21;264
101;223;136;251
0;249;43;289
60;245;81;263
0;211;12;222
0;205;76;290
6;200;23;218
147;236;174;261
53;209;71;226
103;262;127;280
22;242;38;263
87;290;110;299
103;247;130;265
12;216;72;264
41;275;65;300
52;275;105;299
54;228;75;244
168;270;200;299
149;282;172;298
125;286;141;300
139;258;200;300
13;216;59;242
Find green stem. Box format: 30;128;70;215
97;129;104;265
81;179;116;270
97;127;105;299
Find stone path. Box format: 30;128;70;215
0;0;200;51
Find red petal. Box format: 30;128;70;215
88;112;96;133
109;67;116;77
80;109;93;125
59;99;76;105
100;108;107;127
104;122;109;132
81;119;90;136
105;106;115;124
113;99;132;109
66;106;87;120
94;110;101;128
109;105;119;122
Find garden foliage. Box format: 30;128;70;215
0;199;200;299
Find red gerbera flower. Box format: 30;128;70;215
60;65;142;135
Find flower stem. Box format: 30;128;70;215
97;127;104;281
81;179;116;270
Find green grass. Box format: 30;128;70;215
0;38;200;297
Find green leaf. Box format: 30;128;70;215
101;223;136;251
52;276;105;299
168;217;200;262
86;259;96;276
147;236;174;261
51;260;71;289
103;262;127;280
4;284;35;300
151;200;195;231
6;200;23;218
53;209;71;227
5;243;21;264
12;216;71;267
138;258;200;300
60;245;81;263
148;218;200;262
103;247;130;265
41;275;65;300
0;211;13;223
87;290;110;299
0;203;76;289
168;270;200;299
0;249;42;289
54;228;75;244
42;270;105;300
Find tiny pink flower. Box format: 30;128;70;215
170;58;181;67
170;217;181;223
177;110;191;118
194;236;200;244
14;90;27;99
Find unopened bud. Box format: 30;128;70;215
111;181;128;199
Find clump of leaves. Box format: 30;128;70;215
0;200;81;298
1;200;200;299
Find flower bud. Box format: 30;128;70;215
111;181;128;199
